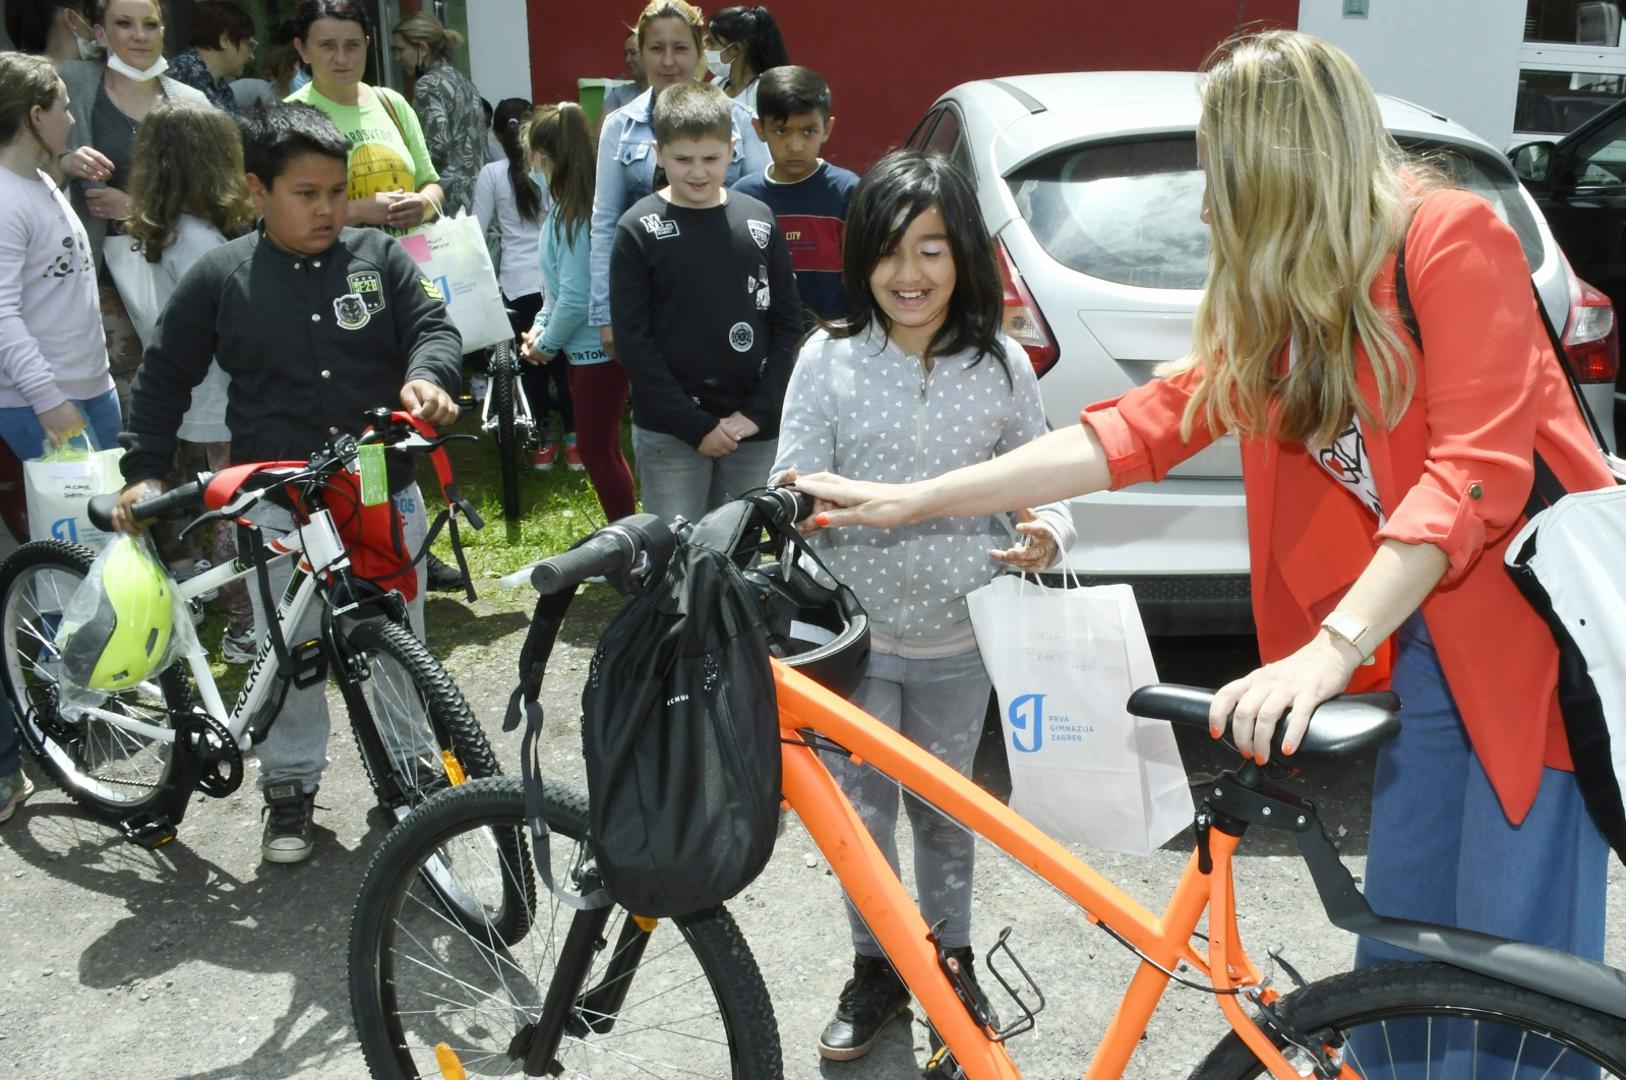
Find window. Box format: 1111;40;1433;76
1526;0;1623;45
1560;109;1626;185
1519;0;1626;134
1005;136;1545;290
922;106;975;180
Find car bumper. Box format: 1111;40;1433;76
1047;481;1254;636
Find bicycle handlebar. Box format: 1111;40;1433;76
130;480;203;524
529;487;816;597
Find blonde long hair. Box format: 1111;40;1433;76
1169;30;1417;446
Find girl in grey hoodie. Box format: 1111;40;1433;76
772;149;1075;1064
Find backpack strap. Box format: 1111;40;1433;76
1392;223;1591;519
506;572;612;911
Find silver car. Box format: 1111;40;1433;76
905;72;1618;635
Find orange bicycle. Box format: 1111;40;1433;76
347;488;1626;1079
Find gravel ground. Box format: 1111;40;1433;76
1;583;1621;1078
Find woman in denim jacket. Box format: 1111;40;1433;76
588;0;767;358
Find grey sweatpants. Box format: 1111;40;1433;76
248;484;432;793
832;647;991;956
630;425;780;526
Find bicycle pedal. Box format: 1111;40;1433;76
117;813;177;849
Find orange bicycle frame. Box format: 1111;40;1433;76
775;659;1339;1080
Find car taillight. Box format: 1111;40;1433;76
1564;272;1619;384
995;240;1059;377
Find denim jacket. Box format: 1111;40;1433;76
588;86;768;326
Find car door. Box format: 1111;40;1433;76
1540;106;1626;316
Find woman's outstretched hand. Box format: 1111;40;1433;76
1208;633;1360;764
790;471;920;530
989;508;1058;572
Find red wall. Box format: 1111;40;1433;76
528;1;1300;171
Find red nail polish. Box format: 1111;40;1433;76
815;513;830;527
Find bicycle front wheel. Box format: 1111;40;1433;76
490;341;523;522
0;541;190;819
348;776;782;1080
341;616;530;940
1194;962;1626;1079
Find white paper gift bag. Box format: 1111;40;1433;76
24;444;124;548
398;212;512;354
968;575;1192;854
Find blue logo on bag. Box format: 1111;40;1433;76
49;517;78;543
1009;693;1045;753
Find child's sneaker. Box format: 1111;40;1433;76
261;782;316;863
0;769;34;824
534;443;559;470
469;375;489;404
221;626;258;666
564;437;585;471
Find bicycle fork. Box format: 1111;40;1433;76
515;897;658;1075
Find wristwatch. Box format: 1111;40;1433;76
1321;612;1376;665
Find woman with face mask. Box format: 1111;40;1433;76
703;5;788;117
392;11;485;217
55;0;208;411
4;0;99;64
588;0;768;360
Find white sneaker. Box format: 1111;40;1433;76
469;375;490;403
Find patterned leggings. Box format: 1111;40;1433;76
832;647;991;955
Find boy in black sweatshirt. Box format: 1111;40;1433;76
113;104;460;866
610;80;800;526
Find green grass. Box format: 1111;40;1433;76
428;413;637;581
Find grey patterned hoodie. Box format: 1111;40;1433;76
772;326;1076;659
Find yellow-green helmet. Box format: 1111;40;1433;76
57;539;175;691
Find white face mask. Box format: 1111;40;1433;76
104;51;169;82
704;47;732;83
74;32;102;60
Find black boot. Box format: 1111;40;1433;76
425;552;464;592
817;953;911;1062
922;946;1000;1080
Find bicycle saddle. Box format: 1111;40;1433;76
1127;684;1401;765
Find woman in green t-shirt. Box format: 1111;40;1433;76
287;0;443;231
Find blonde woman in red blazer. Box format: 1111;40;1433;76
796;29;1611;1014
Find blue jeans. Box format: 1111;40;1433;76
0;388;123;461
1352;615;1607;1077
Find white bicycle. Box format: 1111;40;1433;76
0;411;514;906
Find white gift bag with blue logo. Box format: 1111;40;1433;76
397;211;512;355
23;440;123;548
968;575;1191;854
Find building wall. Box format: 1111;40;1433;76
523;0;1300;171
1299;0;1526;148
464;0;532;106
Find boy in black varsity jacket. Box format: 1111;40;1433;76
609;80;801;527
113;104;460;866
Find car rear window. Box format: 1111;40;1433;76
1006;135;1547;290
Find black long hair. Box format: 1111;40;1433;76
834;148;1007;377
493;97;542;224
708;6;789;77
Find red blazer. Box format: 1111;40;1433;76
1081;189;1613;823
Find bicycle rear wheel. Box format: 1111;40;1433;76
0;541;191;820
490;341;523;522
340;616;529;940
348;776;782;1079
1194;962;1626;1079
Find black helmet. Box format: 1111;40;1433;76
688;491;870;699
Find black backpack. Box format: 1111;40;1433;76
505;501;781;918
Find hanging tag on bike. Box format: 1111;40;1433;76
357;444;388;506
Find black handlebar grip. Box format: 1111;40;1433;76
751;486;814;528
132;480;203;523
531;529;635;595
